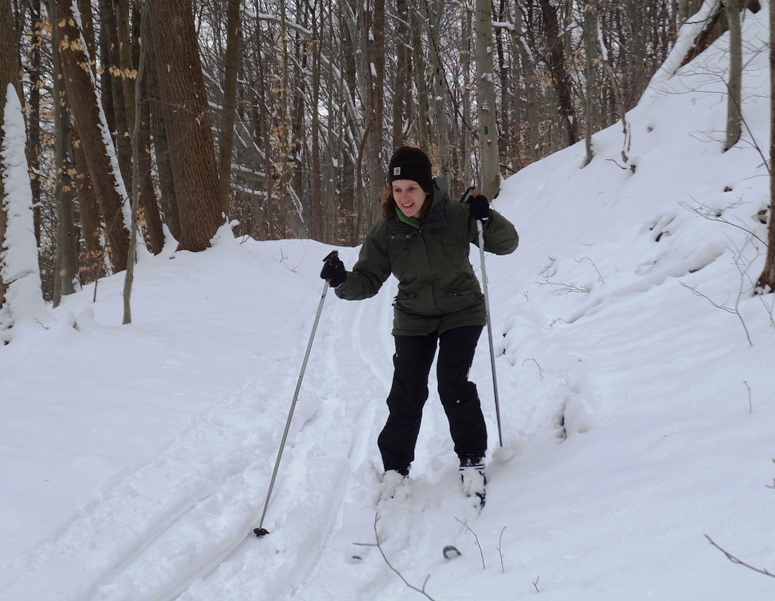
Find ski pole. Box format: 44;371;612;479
254;260;333;538
476;218;503;447
462;187;503;448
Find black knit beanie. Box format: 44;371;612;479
387;147;434;194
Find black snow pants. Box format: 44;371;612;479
378;325;487;475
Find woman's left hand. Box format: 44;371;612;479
467;194;491;221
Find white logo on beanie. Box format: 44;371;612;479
393;167;401;176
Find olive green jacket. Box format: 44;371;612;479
335;178;518;336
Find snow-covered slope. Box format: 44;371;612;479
2;5;775;600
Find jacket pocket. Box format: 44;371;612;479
392;291;419;313
443;289;484;313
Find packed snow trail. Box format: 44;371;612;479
168;246;572;601
0;244;396;601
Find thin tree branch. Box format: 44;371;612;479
705;535;775;579
455;517;486;569
373;514;438;600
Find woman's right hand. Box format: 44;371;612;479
320;251;347;288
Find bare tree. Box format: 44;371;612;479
0;0;18;310
123;0;149;325
582;1;598;167
538;0;578;148
1;0;46;335
725;0;743;150
474;0;500;198
755;0;775;292
217;0;241;217
54;0;131;272
149;0;223;252
49;6;77;304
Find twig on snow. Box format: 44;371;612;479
373;513;437;600
743;380;752;414
679;281;752;346
497;526;507;573
455;517;486;569
705;535;775;579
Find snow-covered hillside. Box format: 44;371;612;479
2;5;775;601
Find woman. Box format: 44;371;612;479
320;146;518;505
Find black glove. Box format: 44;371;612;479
467;194;491;221
320;251;346;288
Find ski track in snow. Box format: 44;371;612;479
0;274;393;601
0;243;601;601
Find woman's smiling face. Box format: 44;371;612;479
391;179;427;218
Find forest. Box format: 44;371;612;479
1;0;774;314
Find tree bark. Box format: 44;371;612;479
73;138;103;283
755;0;775;292
538;0;578;147
217;0;241;217
123;0;149;325
27;0;43;246
149;0;223;252
309;0;323;241
725;0;742;150
426;0;450;179
146;27;179;241
412;7;429;150
49;0;77;303
583;1;598;167
474;0;500;198
101;0;133;192
128;1;163;254
0;0;18;310
391;0;409;149
54;0;131;272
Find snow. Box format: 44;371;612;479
2;6;775;601
1;84;49;340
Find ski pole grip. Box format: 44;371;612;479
460;186;481;204
323;250;339;263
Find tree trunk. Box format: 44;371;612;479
474;0;500;198
538;0;578;147
755;0;775;292
461;5;472;186
130;1;163;254
101;0;133;191
412;7;429;149
149;0;223;252
146;28;179;241
26;0;43;247
73;138;103;283
426;0;450;179
583;1;598;166
0;0;18;310
251;2;275;241
1;86;46;334
725;0;742;150
50;0;78;303
54;0;131;272
97;0;115;131
391;0;409;149
495;0;510;162
123;0;149;325
217;0;241;217
366;0;385;230
310;0;323;241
